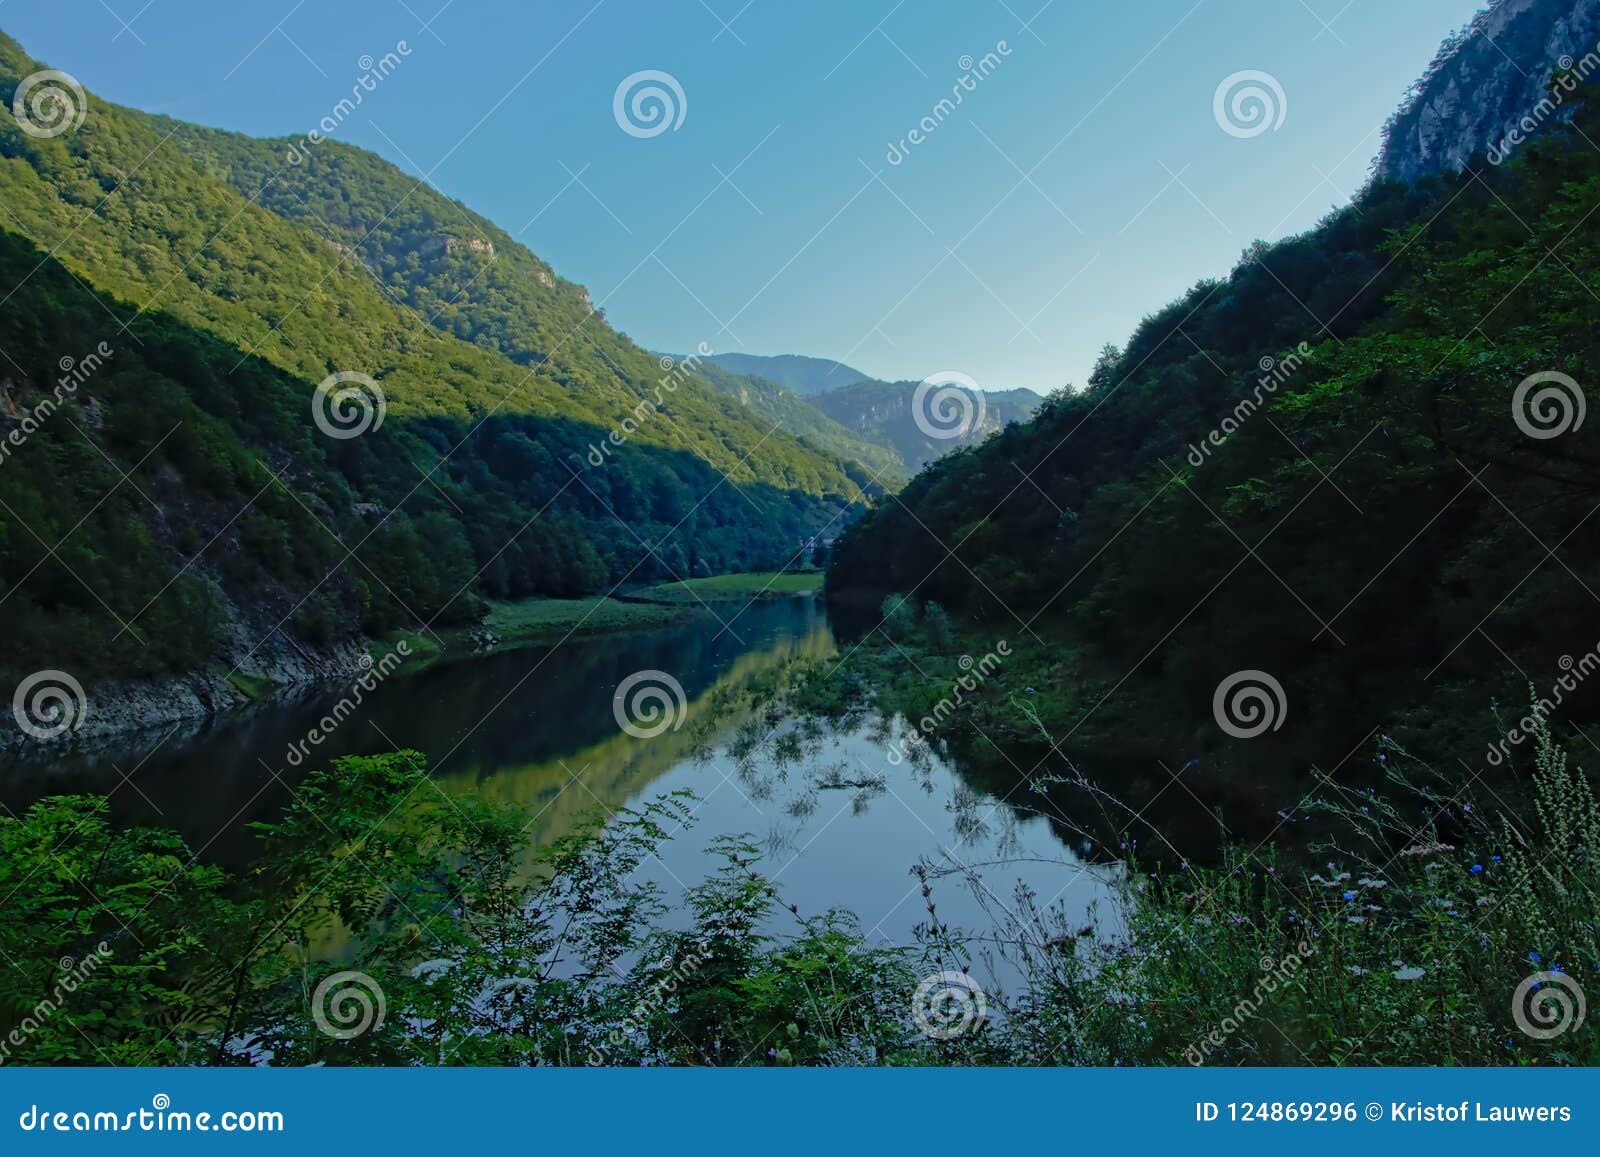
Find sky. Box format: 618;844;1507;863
3;0;1486;392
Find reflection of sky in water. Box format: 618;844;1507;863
1;596;1119;983
626;714;1118;987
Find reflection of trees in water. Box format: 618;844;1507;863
431;602;838;850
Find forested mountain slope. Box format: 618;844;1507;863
705;352;871;396
830;79;1600;774
0;31;871;691
689;359;907;482
812;379;1041;472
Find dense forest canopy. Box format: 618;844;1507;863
830;81;1600;778
0;31;879;682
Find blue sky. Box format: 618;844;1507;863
6;0;1484;392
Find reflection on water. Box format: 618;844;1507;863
2;597;1115;955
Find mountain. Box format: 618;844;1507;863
689;360;907;483
701;353;1041;477
1376;0;1600;181
0;30;873;699
705;352;872;396
829;27;1600;778
811;379;1042;472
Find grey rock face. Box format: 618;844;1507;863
1376;0;1600;181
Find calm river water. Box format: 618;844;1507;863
3;596;1116;961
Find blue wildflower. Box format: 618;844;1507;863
1529;951;1543;964
1342;891;1356;901
1470;864;1483;874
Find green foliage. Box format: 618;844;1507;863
691;359;908;483
830;85;1600;777
979;708;1600;1066
636;570;823;604
6;719;1593;1067
811;378;1042;471
0;795;249;1065
0;31;873;680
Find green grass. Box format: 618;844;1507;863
478;596;688;645
636;571;822;604
381;630;442;667
224;671;277;701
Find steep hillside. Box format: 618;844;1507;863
812;379;1042;471
831;78;1600;776
690;360;907;482
127;111;876;503
0;31;871;697
708;351;1043;473
705;352;871;396
1377;0;1600;180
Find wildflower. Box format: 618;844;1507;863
1342;891;1355;901
1470;864;1483;874
1529;951;1543;964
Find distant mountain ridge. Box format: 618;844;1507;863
810;379;1042;473
696;353;1043;477
705;353;871;396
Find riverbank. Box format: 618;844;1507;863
3;574;820;755
626;570;823;604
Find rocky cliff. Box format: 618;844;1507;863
1375;0;1600;181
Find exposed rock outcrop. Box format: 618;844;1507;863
1375;0;1600;181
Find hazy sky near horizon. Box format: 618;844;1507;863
7;0;1485;392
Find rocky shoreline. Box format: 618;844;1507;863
1;633;375;758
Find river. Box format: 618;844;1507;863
2;595;1117;968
